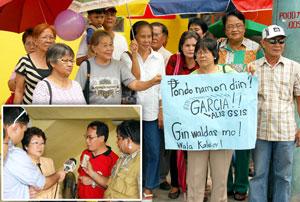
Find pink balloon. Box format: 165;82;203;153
54;10;85;41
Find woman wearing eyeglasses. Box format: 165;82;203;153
217;10;264;201
32;43;86;104
21;127;61;199
13;23;56;104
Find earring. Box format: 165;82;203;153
129;143;132;149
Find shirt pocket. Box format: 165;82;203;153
279;81;292;101
111;172;137;196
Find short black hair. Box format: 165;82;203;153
22;28;34;44
151;22;169;37
188;18;208;34
87;121;109;142
130;21;153;41
117;120;140;144
87;8;106;15
178;31;200;56
194;38;219;64
3;107;29;126
22;127;47;151
222;10;245;29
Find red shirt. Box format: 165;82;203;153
166;54;200;75
78;147;119;199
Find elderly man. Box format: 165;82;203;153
77;121;119;199
218;10;264;201
3;107;66;200
150;22;172;191
248;25;300;202
151;22;172;66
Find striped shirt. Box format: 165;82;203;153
251;56;300;141
218;37;264;72
15;55;51;104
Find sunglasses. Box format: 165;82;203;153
267;38;286;45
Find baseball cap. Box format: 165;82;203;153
262;25;286;40
106;7;117;13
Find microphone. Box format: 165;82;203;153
64;158;77;172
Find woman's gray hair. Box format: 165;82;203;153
46;43;74;68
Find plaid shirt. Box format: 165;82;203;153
166;54;200;75
218;38;264;72
250;56;300;141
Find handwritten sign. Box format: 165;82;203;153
161;73;258;150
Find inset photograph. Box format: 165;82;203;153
2;105;141;201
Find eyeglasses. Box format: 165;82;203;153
83;134;98;141
197;50;211;57
39;36;55;41
226;23;244;31
25;42;35;47
153;33;162;38
266;38;286;44
57;59;75;65
13;109;27;127
30;141;45;146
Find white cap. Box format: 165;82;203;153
262;25;286;39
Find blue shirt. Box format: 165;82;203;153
3;141;46;199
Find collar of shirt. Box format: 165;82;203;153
220;37;249;52
260;55;285;68
137;48;160;60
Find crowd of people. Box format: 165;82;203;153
3;6;300;202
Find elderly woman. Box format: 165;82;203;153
32;43;86;104
120;21;165;201
188;38;236;202
8;28;35;97
75;30;161;104
218;11;263;201
80;120;140;199
21;127;60;199
14;23;56;104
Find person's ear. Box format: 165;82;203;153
99;135;105;142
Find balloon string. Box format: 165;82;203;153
38;0;47;24
126;2;135;40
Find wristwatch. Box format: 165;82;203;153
92;180;96;188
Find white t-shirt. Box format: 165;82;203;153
76;33;128;61
121;49;165;121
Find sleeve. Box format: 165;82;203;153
9;71;16;80
32;80;51;104
6;149;46;187
73;81;87;104
294;63;300;96
119;61;136;86
15;56;28;76
120;52;132;70
86;28;94;44
166;54;176;75
76;34;88;59
75;61;88;89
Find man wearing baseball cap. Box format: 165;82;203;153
248;25;300;202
